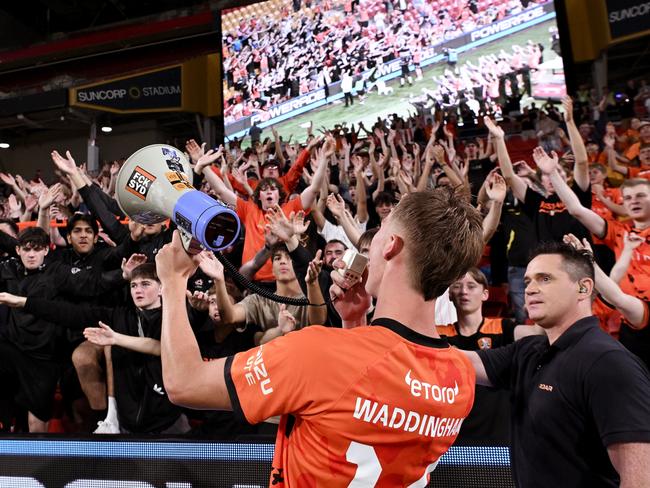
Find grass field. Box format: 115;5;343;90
256;19;562;144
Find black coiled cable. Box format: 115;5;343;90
214;251;326;306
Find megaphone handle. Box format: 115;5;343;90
178;230;203;255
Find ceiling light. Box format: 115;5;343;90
0;142;10;149
101;125;113;133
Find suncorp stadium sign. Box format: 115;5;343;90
71;66;182;113
606;0;650;40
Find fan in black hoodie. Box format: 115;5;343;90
0;262;190;435
0;227;126;432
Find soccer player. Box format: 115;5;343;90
156;188;484;486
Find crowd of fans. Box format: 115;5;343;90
0;73;648;440
222;0;543;123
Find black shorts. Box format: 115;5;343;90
0;340;60;422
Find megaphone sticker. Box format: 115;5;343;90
165;171;193;192
125;166;156;201
161;147;184;173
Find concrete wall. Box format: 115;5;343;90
0;120;169;182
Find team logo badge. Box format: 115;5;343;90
477;337;492;350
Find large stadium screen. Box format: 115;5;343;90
221;0;566;142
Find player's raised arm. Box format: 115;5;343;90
156;231;232;410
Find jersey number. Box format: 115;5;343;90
345;441;439;487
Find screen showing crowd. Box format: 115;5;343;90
221;0;566;142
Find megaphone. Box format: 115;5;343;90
115;144;240;252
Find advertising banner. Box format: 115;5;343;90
606;0;650;41
70;66;182;113
0;439;513;488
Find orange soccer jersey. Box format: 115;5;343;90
603;219;650;301
628;166;650;180
225;318;476;487
235;196;305;282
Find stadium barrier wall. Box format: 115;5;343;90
0;438;514;488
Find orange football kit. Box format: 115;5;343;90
225;318;476;487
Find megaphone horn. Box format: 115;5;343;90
116;144;240;252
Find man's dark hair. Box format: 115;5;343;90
0;218;19;237
325;239;347;250
374;191;395;207
252;177;287;208
529;241;594;283
130;263;159;283
66;213;99;235
269;242;290;260
17;227;49;249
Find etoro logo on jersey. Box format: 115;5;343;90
405;370;459;404
125;166;156;201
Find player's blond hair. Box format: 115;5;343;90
391;187;484;301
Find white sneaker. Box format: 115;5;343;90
94;419;120;434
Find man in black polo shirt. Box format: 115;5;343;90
463;242;650;487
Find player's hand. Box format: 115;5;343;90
155;230;200;283
329;258;371;327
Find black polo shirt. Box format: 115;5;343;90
477;316;650;488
